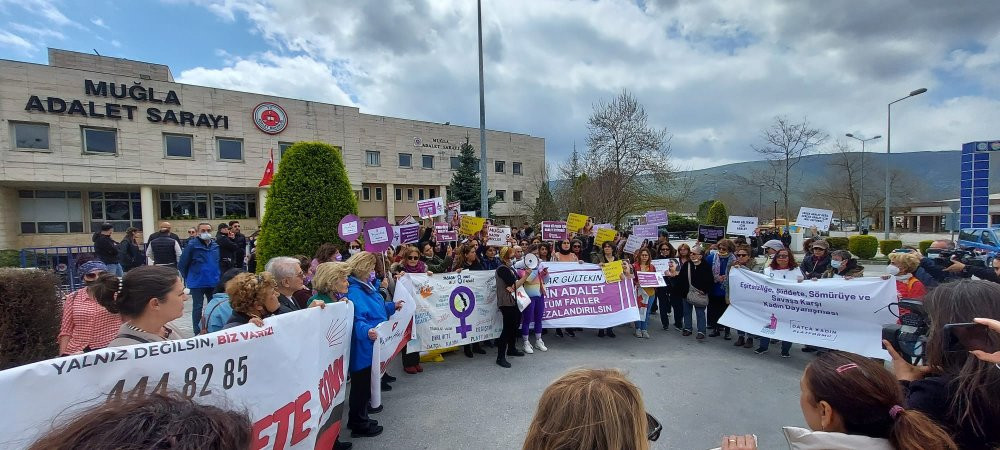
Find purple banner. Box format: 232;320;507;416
363;218;393;252
645;210;669;225
435;230;458;242
417;197;444;219
434;223;450;233
698;225;726;243
538;262;640;328
632;224;658;239
541;221;567;241
399;223;420;244
636;271;665;288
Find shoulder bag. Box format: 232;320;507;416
686;264;710;307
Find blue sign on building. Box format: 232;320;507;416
960;141;1000;229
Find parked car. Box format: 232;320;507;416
957;227;1000;265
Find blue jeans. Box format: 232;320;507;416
682;300;707;334
636;296;656;331
757;338;793;354
105;263;124;277
189;287;212;334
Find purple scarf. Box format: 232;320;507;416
403;260;427;273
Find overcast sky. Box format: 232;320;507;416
2;0;998;170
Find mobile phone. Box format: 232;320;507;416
943;323;994;353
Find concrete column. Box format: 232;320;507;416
439;185;448;201
140;186;155;239
258;187;268;220
385;183;395;221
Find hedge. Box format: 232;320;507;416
826;237;849;251
0;268;61;369
918;240;934;255
256;142;358;269
849;235;879;259
879;240;903;256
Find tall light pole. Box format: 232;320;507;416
476;0;489;218
884;88;927;239
845;133;881;231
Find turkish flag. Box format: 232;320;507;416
258;148;274;187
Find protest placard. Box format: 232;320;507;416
435;230;458;242
540;262;640;329
720;268;896;358
645;210;669;225
434;222;450;233
651;258;679;274
0;304;354;450
602;261;623;282
337;214;361;242
417;197;445;219
697;225;726;243
637;271;666;287
727;216;758;237
399;270;502;351
632;224;658;239
541;221;568;241
398;215;418;225
364;217;393;252
623;234;645;254
566;213;588;233
594;228;617;245
446;201;462;229
486;226;511;246
370;283;416;408
398;223;420;244
459;216;486;235
796;207;834;231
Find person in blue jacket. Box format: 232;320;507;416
705;239;735;340
178;222;221;334
344;251;402;439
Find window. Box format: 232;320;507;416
164;134;193;158
366;151;381;166
422;155;434;169
496;190;506;202
212;193;257;219
450;156;461;170
429;188;436;198
362;187;371;201
82;127;117;154
495;160;505;173
159;192;209;219
983;231;996;246
375;187;383;201
18;190;83;234
89;191;141;232
217;138;243;161
395;188;402;201
399;153;412;168
407;189;414;201
513;190;523;202
418;189;425;200
12;122;49;150
279;142;294;157
513;162;522;175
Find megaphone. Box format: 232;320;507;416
514;253;540;270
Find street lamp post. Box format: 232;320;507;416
884;88;927;240
773;200;778;225
476;0;489;218
845;133;881;231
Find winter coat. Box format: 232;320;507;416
216;233;240;269
705;252;732;297
423;254;452;274
202;293;233;334
902;376;1000;449
822;259;864;278
670;260;713;299
93;233;119;264
347;275;395;372
118;238;144;271
178;238;221;289
800;253;831;279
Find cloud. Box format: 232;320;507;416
7;22;65;40
176;0;1000;170
90;17;108;29
0;30;32;52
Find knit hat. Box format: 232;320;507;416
79;261;108;280
762;240;785;252
811;240;830;250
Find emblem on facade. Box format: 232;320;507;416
252;102;288;134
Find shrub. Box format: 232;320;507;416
879;239;903;256
706;201;728;226
0;268;61;369
666;214;698;232
918;240;934;255
256;142;358;270
849;235;879;259
826;237;849;251
0;249;19;268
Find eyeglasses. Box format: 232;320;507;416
407;256;420;261
572;245;581;248
776;254;789;259
735;253;749;257
647;413;662;441
812;247;826;251
350;246;361;250
83;271;107;280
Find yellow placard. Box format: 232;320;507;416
566;213;588;233
594;228;617;245
459;216;487;235
602;261;623;283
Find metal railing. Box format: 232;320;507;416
19;246;99;292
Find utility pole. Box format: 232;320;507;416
477;0;488;218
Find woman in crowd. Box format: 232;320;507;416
707;239;736;340
800;239;831;280
883;251;926;300
222;272;280;329
452;244;489;356
578;219;596;258
552;239;578;262
395;246;434;276
118;227;144;272
729;244;758;349
523;368;653;450
570;239;586;262
654;241;681;332
824;250;864;279
520;244;549;352
760;239;784;267
537;242;552;262
495;246;532;368
722;351;957;450
595;241;625;338
344;251;403;439
28;392;252;450
421;242;452;273
306;243;343;285
480;245;502;270
632;248;656;338
58;261;122;355
92;265;189;346
309;261;352;304
346;239;363;259
884;280;1000;449
292;255;315;308
755;248;800;357
670;245;713;340
200;268;245;334
676;243;691;264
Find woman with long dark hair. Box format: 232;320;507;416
91;265;189;346
654;241;681;332
595;241;626;338
755;248;801;357
632;248;656;338
495;246;532;368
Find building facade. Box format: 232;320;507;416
0;49;545;250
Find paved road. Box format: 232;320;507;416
347;314;809;450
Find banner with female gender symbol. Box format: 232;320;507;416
394;271;502;351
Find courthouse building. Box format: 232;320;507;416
0;49;545;250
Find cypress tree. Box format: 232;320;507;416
447;138;494;217
706;200;729;227
256;142;357;268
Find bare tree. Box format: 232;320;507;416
752;116;828;221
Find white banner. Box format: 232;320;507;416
541;262;640;328
623;234;645;254
401;271;502;351
719;268;897;358
486;226;511;246
0;304;354;450
727;216;758;236
796;207;834;231
370;284;416;409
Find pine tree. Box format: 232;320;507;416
447;138;494;217
706;200;729;226
256;142;357;268
532;179;558;224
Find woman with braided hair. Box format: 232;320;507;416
91;265;190;347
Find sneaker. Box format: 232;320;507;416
754;348;767;355
496;358;511;368
641;330;650;338
744;338;754;349
535;338;547;352
723;329;732;340
334;439;353;450
634;330;643;338
523;339;534;354
566;329;576;337
682;329;692;336
380;381;392;391
696;332;706;341
382;373;397;383
367;404;383;414
674;325;683;332
555;329;563;337
781;351;791;358
734;336;746;347
708;329;721;337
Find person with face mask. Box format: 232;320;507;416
178;222;221;334
881;252;926;300
57;261;123;355
347;240;363;258
823;250;864;279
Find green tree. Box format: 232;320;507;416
256;142;357;268
706;200;728;226
696;200;716;223
666;214;698;232
448;138;495;217
531;167;559;224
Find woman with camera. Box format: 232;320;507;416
883;280;1000;449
